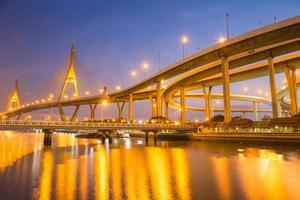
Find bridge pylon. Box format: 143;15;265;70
6;79;20;111
58;44;79;102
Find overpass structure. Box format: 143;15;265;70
0;120;197;132
1;15;300;126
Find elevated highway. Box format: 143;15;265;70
1;15;300;124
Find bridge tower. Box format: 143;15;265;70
6;80;20;111
58;44;79;102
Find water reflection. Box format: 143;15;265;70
0;132;300;199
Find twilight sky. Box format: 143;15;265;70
0;0;299;120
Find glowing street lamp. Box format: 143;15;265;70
243;86;248;92
218;37;226;43
99;89;104;94
142;62;149;79
116;85;121;91
131;70;137;77
265;92;269;97
180;36;188;59
85;91;90;95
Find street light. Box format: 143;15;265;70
180;36;188;59
131;70;137;77
116;85;121;91
218;37;226;43
142;62;149;79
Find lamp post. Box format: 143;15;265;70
226;13;230;40
180;36;188;59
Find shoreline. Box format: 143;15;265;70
190;133;300;143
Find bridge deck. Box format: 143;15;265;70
0;120;198;131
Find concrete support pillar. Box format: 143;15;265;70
156;82;162;117
221;57;231;122
17;114;21;120
89;104;97;121
242;112;246;119
165;102;169;119
58;105;66;121
43;129;53;146
149;95;156;118
71;105;80;121
253;101;258;121
117;101;125;121
268;56;279;118
203;87;210;120
180;87;186;124
285;66;297;115
208;86;214;118
292;67;298;113
203;86;213;120
129;94;133;122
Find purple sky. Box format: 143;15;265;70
0;0;299;120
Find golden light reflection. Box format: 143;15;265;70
56;157;77;200
170;148;191;200
124;148;149;200
53;134;77;147
147;147;173;200
94;146;109;200
237;149;287;199
79;153;89;200
0;131;43;170
111;149;121;200
38;150;53;200
211;157;231;200
3;132;300;200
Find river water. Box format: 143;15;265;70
0;131;300;200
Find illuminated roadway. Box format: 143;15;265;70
1;15;300;123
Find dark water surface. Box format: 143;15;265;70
0;131;300;200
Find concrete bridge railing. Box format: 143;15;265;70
0;120;199;131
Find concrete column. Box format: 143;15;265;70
253;101;258;121
149;95;155;118
208;86;213;118
156;82;162;117
285;66;297;115
165;101;169;119
203;87;210;120
221;57;231;122
117;101;125;121
129;94;133;122
180;87;186;124
268;56;279;118
58;105;66;121
292;67;298;113
89;104;97;121
71;105;80;121
242;112;246;119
